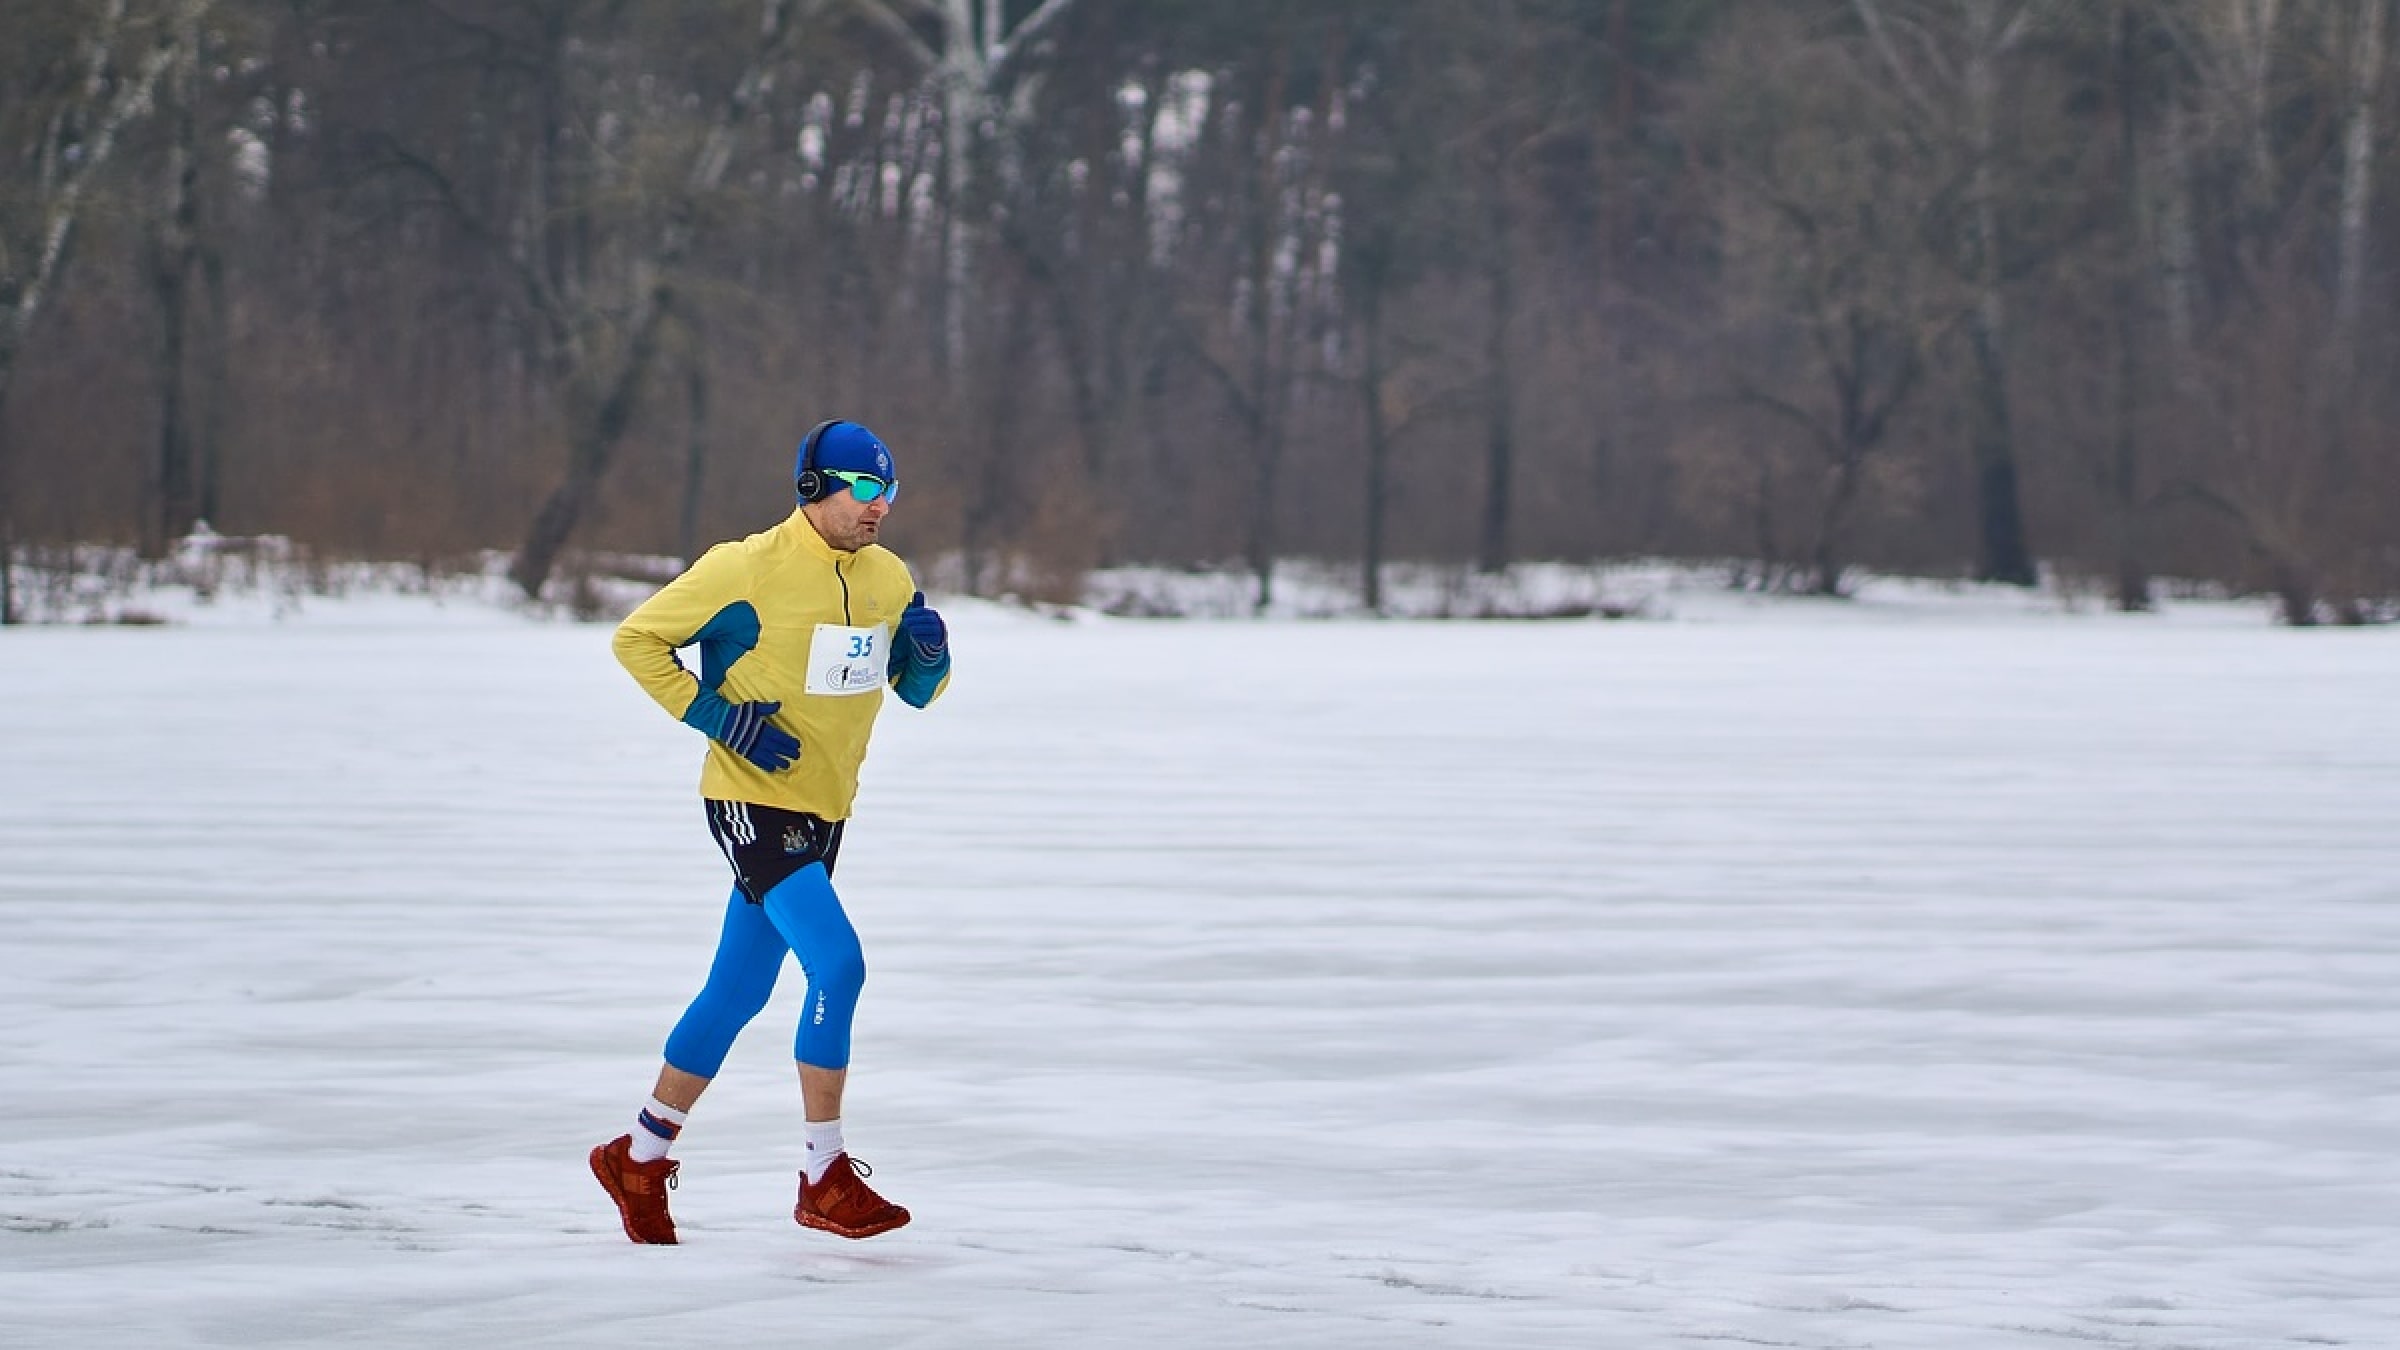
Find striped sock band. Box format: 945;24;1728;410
629;1097;689;1164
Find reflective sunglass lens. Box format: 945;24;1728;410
831;471;894;503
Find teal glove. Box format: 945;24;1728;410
682;690;800;772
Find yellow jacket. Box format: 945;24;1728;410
613;507;945;818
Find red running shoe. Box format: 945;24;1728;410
590;1135;680;1245
795;1154;910;1239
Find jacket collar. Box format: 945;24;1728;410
781;504;852;562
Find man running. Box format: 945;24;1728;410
590;418;950;1244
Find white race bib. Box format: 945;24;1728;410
805;622;890;696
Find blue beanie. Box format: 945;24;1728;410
798;420;896;498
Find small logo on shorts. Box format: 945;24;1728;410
783;824;815;855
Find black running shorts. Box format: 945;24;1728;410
704;799;845;904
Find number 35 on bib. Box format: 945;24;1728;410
806;623;891;696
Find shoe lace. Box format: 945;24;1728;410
807;1155;873;1193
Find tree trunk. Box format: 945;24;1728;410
1801;330;1916;598
861;0;1078;379
1809;455;1865;596
509;280;671;597
1358;282;1392;614
1965;310;2034;584
2157;102;2200;368
1243;405;1277;613
939;0;980;377
1242;43;1291;613
507;0;796;599
1477;185;1517;575
196;239;229;529
1610;0;1636;131
1099;67;1166;493
2107;341;2152;613
677;348;709;566
0;2;189;566
146;243;195;561
2237;0;2284;225
1051;285;1107;479
1250;397;1289;614
961;287;1040;596
1964;36;2034;586
1607;0;1637;251
1750;458;1779;585
2336;0;2387;335
145;22;205;561
2109;0;2153;612
2271;562;2321;626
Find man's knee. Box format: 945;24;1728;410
761;866;863;979
814;940;866;1001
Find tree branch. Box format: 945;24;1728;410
10;0;201;350
988;0;1080;85
1166;311;1256;425
684;0;799;199
1848;0;1940;119
359;135;575;359
1995;0;2051;54
1730;381;1843;464
839;0;940;74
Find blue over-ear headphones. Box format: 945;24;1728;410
794;419;842;502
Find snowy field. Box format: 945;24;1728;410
2;577;2396;1348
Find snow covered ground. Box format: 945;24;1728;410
2;577;2395;1348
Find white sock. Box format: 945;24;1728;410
629;1097;688;1164
802;1118;846;1184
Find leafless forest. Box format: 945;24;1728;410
3;0;2395;620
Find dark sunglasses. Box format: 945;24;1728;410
825;469;897;504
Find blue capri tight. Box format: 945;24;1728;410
661;863;866;1076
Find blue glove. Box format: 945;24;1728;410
681;690;800;772
890;590;947;673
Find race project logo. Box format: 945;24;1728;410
823;662;884;692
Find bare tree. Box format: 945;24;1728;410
0;1;189;422
672;314;711;567
1163;19;1348;611
840;0;1081;373
1699;8;1947;594
1849;0;2064;586
1449;0;1580;577
1334;33;1451;612
495;0;804;599
0;0;196;617
140;0;210;559
2154;0;2287;271
2334;0;2387;337
2101;0;2156;611
2134;0;2394;620
5;0;2392;614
